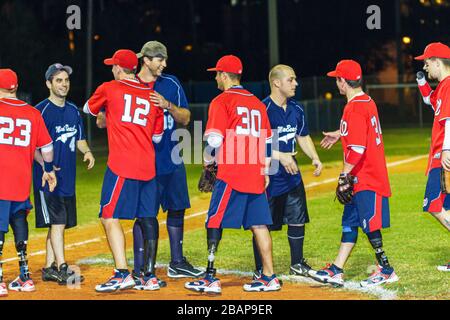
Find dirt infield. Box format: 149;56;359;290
0;156;426;300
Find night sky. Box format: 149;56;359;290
0;0;449;106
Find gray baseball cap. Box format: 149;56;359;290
137;41;168;59
45;63;73;81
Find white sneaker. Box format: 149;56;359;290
0;282;8;297
360;266;399;287
437;262;450;272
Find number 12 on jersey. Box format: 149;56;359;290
121;94;151;126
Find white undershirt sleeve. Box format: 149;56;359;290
443;119;450;151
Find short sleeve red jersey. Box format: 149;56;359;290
0;98;52;201
86;79;164;181
426;76;450;175
340;93;391;197
205;87;272;194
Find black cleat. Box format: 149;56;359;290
57;263;85;285
168;257;204;278
290;258;316;277
42;262;61;282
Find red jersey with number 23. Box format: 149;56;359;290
340;93;391;197
426;76;450;175
0;98;52;201
86;79;164;181
205;87;272;194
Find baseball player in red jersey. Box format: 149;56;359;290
312;60;399;288
83;50;164;292
185;55;281;294
0;69;57;297
415;42;450;272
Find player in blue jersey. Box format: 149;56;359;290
97;41;202;282
252;65;322;279
33;63;95;285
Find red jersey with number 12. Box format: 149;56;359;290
205;87;272;194
86;79;164;181
426;76;450;175
340;93;391;197
0;98;52;201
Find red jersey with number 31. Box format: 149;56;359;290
0;98;52;201
426;76;450;175
86;79;164;181
205;87;272;194
340;93;391;197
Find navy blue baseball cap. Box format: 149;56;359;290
45;63;73;81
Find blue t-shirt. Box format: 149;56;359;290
33;99;86;197
263;97;309;197
139;73;189;176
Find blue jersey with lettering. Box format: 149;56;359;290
263;97;309;197
138;74;189;175
33;99;86;196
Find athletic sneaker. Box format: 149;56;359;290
132;271;167;289
311;264;344;287
290;258;316;277
95;269;135;293
133;274;160;291
8;275;36;292
0;282;7;297
58;263;85;285
185;275;221;294
360;266;399;287
243;274;281;292
42;262;61;282
168;257;204;278
437;262;450;272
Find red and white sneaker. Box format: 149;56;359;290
360;266;399;287
134;274;160;291
8;276;36;292
243;274;281;292
0;282;8;297
185;276;221;294
437;262;449;272
311;264;344;287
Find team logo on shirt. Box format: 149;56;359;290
340;120;349;137
277;125;297;143
55;125;78;143
435;99;442;116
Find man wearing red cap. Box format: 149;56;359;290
83;50;165;292
312;60;398;288
0;69;57;297
415;42;450;273
184;55;281;294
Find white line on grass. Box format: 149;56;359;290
2;155;426;298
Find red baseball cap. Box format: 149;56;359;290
207;55;243;74
327;60;362;81
415;42;450;60
104;49;138;70
0;69;18;90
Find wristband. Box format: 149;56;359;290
44;161;54;173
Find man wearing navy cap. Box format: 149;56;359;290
34;63;94;285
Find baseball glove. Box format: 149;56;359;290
441;168;450;194
198;164;218;193
336;173;355;205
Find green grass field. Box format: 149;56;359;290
30;128;449;299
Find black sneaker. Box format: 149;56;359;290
290;258;316;277
58;263;85;285
167;257;204;278
42;262;61;282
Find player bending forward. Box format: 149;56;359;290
415;42;450;272
84;50;164;292
0;69;57;297
185;55;281;294
313;60;399;288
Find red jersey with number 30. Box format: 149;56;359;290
426;76;450;175
0;98;52;201
340;93;391;197
205;87;272;194
86;79;164;181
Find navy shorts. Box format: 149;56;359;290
34;190;77;229
423;167;450;213
99;167;158;220
156;165;191;212
342;191;390;234
0;199;32;233
206;180;272;230
269;182;309;231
